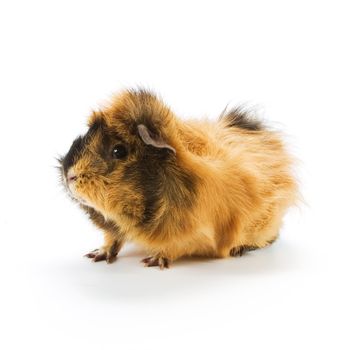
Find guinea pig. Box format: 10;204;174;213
59;89;297;269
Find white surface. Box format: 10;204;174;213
0;1;349;349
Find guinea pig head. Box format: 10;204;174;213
60;90;181;225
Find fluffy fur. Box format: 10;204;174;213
60;89;297;268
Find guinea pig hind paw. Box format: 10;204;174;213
229;245;258;257
141;256;169;269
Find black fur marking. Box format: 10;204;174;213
62;118;128;176
62;136;86;174
62;121;105;174
123;147;197;228
221;107;263;131
123;151;166;225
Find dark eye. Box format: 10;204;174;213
112;144;128;159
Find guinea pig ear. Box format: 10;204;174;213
137;124;176;154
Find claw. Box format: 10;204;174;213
93;252;107;262
84;249;99;259
141;257;152;264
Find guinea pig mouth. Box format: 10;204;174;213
57;160;93;207
60;170;89;206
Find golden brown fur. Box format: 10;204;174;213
60;89;297;268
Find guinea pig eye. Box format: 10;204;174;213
112;144;128;159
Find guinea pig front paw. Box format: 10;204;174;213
141;256;170;269
84;247;117;264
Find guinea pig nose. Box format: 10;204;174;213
67;169;77;182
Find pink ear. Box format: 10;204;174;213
137;124;176;154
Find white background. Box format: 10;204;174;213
0;1;349;349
